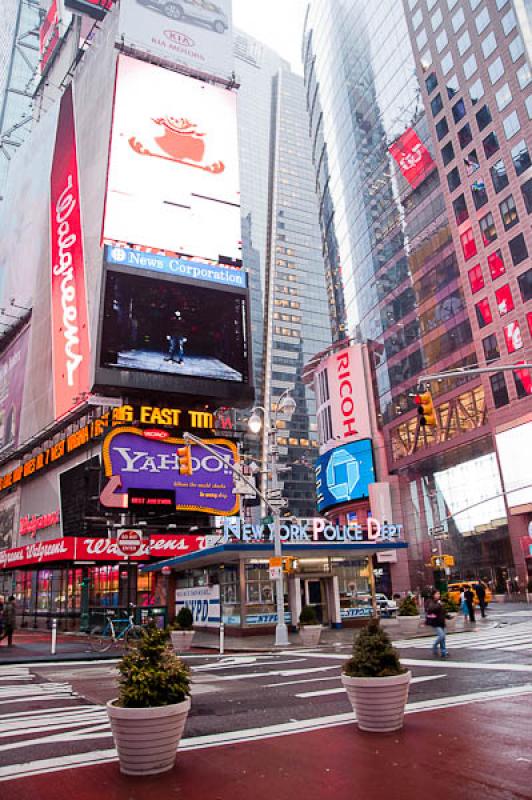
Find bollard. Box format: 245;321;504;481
51;618;57;655
219;621;225;655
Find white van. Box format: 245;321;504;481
138;0;229;33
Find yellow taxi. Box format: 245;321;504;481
447;582;493;606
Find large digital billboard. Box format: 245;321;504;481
388;128;435;190
0;327;30;457
496;422;532;510
102;55;240;263
315;439;376;513
118;0;233;81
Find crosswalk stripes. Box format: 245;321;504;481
393;621;532;653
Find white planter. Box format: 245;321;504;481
341;671;411;733
106;697;191;776
299;625;322;647
170;630;195;653
396;615;421;636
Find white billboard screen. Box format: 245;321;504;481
103;55;241;262
118;0;233;81
496;422;532;509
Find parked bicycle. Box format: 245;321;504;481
88;605;143;652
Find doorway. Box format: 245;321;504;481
302;578;329;624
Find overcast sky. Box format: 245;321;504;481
232;0;308;74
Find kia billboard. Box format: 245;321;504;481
118;0;233;82
0;327;30;457
103;55;240;263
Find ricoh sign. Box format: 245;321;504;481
316;344;372;449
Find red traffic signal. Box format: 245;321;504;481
177;445;193;476
414;391;437;427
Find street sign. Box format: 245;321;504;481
269;566;282;580
261;516;274;525
267;489;282;499
117;529;143;556
269;557;282;567
268;498;288;508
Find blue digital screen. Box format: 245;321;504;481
315;439;375;513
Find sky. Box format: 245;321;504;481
232;0;308;74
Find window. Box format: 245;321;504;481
495;83;512;112
458;123;473;149
518;267;532;302
528;312;532;338
488;57;504;85
509;233;528;266
452;8;465;31
482;131;500;160
431;8;443;30
490;372;509;407
447;0;458;8
441;52;454;75
517;63;531;90
468;263;484;293
436;117;449;140
441;140;455;166
495;284;514;315
470;0;481;8
452;99;466;123
446;74;459;98
503;320;523;353
482;333;499;362
413;8;423;28
426;72;438;93
431;93;443;116
509;35;524;63
465;149;480;175
475;297;492;327
461;226;477;260
417;28;428;50
463;54;477;79
496;0;509;8
503;111;520;140
447;166;461;192
511;140;531;176
469;79;484;105
488;250;506;280
502;8;516;35
471;180;488;210
490;160;509;193
475;7;490;34
476;104;492;130
526;96;532;120
479;211;497;244
514;369;532;399
453;193;469;224
481;31;496;58
436;29;448;52
457;30;471;55
421;49;433;70
500;195;519;230
521;178;532;214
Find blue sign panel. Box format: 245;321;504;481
315;439;376;513
105;245;247;289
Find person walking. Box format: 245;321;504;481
425;590;449;658
459;587;469;623
464;586;476;623
474;581;487;619
0;595;16;647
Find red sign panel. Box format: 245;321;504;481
117;529;142;556
39;0;60;74
0;539;76;570
389;128;435;189
50;85;91;419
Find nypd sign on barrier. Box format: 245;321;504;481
175;585;220;628
315;439;376;513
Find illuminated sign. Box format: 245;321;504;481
50;85;91;419
128;489;176;509
19;511;60;538
118;405;233;430
101;427;239;515
222;517;403;544
40;0;60;73
389;128;435;190
315;439;376;513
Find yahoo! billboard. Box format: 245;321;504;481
101;427;239;516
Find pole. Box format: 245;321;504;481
270;427;289;646
219;621;225;654
367;556;378;619
419;363;532;384
51;617;57;655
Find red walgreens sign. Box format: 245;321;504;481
50;85;91;420
388;128;435;190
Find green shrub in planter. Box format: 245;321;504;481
343;619;406;678
397;596;419;616
173;606;194;631
116;622;190;708
527;579;532;594
441;594;459;614
299;605;319;625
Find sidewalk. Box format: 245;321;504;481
4;692;531;799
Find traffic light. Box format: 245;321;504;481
414;391;437;427
282;557;299;573
177;446;193;475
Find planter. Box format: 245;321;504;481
299;625;322;647
446;613;457;633
527;593;532;605
170;630;195;653
396;615;421;636
341;671;411;732
106;697;191;776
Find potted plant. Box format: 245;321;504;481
396;595;421;635
106;623;191;776
342;618;411;732
299;605;322;646
441;593;459;632
170;606;195;652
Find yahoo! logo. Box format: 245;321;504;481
163;30;195;47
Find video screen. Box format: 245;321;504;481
100;271;248;384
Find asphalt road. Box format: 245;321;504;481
1;606;532;783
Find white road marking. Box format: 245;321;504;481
401;658;532;672
192;658;303;672
265;674;342;688
295;673;446;699
194;664;340;683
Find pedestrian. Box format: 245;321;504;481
0;596;4;641
0;595;16;647
460;587;469;622
425;590;449;658
474;581;487;619
464;586;476;623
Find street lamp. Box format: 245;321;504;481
247;389;296;647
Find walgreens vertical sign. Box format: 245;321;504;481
50;85;90;419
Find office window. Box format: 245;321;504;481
446;74;459;98
509;35;524;63
482;131;500;160
436;29;448;53
495;284;514;315
475;7;490;34
503;111;520;140
490;372;509;407
475;297;492;328
482;32;497;59
500;195;518;231
490;160;509;193
465;149;480;175
452;99;467;123
447;166;461;192
457;30;471;55
528;312;532;338
458;123;473;149
421;50;433;69
470;0;481;8
496;0;509;8
518;267;532;302
526;96;532;120
469;79;484;105
453;193;468;224
487;250;505;280
509;233;528;266
426;72;438;94
514;369;532;399
431;93;443;116
461;226;477;260
479;211;497;245
447;0;458;8
417;28;428;50
482;334;499;362
517;63;531;90
463;54;477;79
441;52;454;75
495;83;512;112
503;320;523;353
436;117;449;140
413;8;423;28
511;140;531;176
501;8;516;34
468;263;484;293
521;178;532;214
441;140;455;166
431;7;443;30
476;104;492;130
452;8;465;31
488;57;504;85
471;181;488;210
